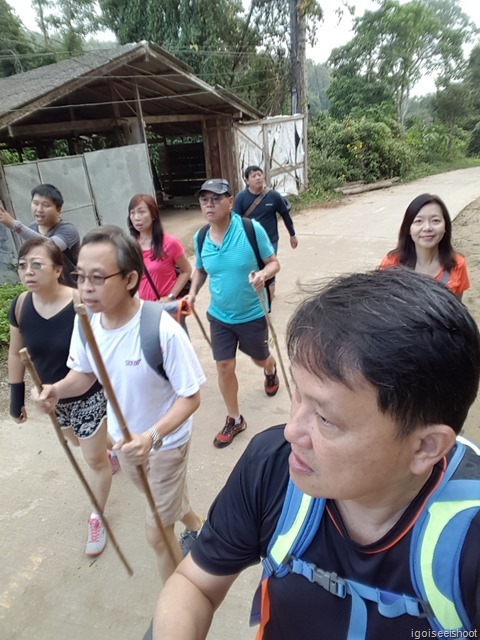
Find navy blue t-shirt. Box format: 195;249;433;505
233;189;294;244
192;426;480;638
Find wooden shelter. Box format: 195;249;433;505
0;41;265;199
0;42;305;281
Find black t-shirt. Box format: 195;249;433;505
233;189;294;244
192;426;480;638
9;292;100;402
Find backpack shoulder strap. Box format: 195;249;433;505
241;216;272;311
14;291;30;325
410;440;480;632
241;216;264;271
265;479;326;578
139;301;168;380
77;302;168;380
196;224;210;257
250;479;326;626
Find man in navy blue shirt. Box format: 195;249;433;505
233;166;298;301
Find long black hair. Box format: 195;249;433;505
127;193;165;260
388;193;456;271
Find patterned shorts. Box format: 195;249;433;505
56;389;107;440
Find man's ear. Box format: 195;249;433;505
126;271;139;292
410;425;457;476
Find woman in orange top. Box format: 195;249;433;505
380;193;469;299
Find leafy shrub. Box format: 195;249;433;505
0;283;25;349
467;122;480;157
308;113;413;186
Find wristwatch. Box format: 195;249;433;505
148;427;163;450
167;293;175;301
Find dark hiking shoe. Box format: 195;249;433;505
264;368;280;397
213;415;247;448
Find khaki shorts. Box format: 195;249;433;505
116;441;191;527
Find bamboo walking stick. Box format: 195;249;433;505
19;348;133;576
253;277;292;400
75;304;180;569
192;308;211;347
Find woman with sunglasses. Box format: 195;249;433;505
380;193;470;300
127;194;192;301
8;237;110;557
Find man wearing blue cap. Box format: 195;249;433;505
187;178;280;448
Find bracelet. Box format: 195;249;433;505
9;382;25;418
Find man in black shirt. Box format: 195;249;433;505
233;166;297;300
153;268;480;639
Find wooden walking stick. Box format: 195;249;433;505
75;304;180;569
192;307;211;347
253;277;292;400
19;348;133;576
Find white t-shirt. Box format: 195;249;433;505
67;301;206;449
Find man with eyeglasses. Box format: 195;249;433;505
34;225;205;585
0;184;80;287
187;179;280;449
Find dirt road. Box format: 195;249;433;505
2;167;480;639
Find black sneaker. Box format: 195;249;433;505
213;415;247;448
264;368;280;397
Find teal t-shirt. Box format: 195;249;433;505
194;213;274;324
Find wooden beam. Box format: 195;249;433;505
143;114;210;124
7;118;122;139
5;113;222;141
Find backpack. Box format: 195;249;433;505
197;216;272;310
251;437;480;637
78;300;186;381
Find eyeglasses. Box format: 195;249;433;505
70;271;123;286
18;261;54;271
199;195;226;206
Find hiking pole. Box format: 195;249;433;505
19;348;133;576
192;308;211;348
252;275;292;401
75;304;180;569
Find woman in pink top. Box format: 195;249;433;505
128;194;192;302
379;193;469;300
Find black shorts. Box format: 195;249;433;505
208;313;270;362
56;389;107;439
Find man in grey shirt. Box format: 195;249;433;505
0;184;80;287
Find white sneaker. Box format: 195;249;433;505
85;516;106;556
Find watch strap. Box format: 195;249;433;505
148;427;163;450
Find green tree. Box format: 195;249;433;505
327;74;395;121
99;0;323;114
465;45;480;120
328;0;475;126
433;83;473;130
0;0;36;76
33;0;103;55
306;60;331;116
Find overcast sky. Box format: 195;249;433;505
9;0;480;95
